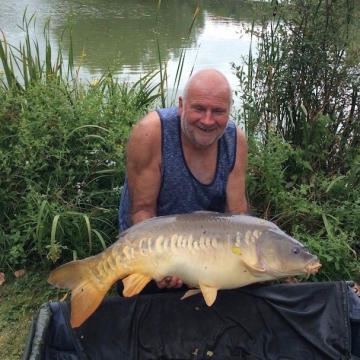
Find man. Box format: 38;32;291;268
118;68;248;290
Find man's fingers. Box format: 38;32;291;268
156;276;184;289
163;276;172;285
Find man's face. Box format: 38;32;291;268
178;84;231;149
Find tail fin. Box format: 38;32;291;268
48;259;113;328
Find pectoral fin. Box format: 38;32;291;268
122;273;152;297
242;259;266;274
199;283;218;306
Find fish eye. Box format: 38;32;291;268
292;245;301;255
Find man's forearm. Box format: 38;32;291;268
130;208;156;227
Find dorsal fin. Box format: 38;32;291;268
193;210;221;215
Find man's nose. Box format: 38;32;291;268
201;110;215;125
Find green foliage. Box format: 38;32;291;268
0;10;167;271
234;0;360;170
0;270;68;358
0;75;159;270
246;131;360;282
234;0;360;281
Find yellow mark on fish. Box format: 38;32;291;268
232;246;242;255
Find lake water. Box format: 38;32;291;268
0;0;260;108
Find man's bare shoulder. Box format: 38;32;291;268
131;110;161;140
127;111;162;162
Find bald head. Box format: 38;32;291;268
182;69;233;106
178;69;233;149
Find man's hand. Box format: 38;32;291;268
156;276;184;289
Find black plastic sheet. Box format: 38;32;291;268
23;281;360;360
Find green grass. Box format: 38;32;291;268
0;270;68;359
0;270;121;359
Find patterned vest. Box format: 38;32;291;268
118;107;237;232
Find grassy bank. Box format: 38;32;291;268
0;271;119;359
0;271;67;359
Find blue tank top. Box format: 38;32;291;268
118;106;237;232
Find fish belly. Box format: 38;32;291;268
123;240;261;289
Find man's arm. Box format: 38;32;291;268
126;111;162;226
225;126;248;214
126;111;184;290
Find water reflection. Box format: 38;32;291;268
0;0;260;96
58;0;204;74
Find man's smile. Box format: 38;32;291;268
198;126;215;132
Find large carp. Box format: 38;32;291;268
48;212;321;327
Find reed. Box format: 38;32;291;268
155;0;200;107
0;11;164;270
236;0;359;174
0;10;77;94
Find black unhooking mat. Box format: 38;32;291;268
23;281;360;360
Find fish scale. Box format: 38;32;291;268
48;212;321;328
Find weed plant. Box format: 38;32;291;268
0;75;158;269
0;13;162;271
234;0;360;281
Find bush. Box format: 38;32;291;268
0;77;155;269
235;0;360;281
0;7;190;271
246;132;360;281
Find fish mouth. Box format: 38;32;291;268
265;259;322;279
304;260;322;278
